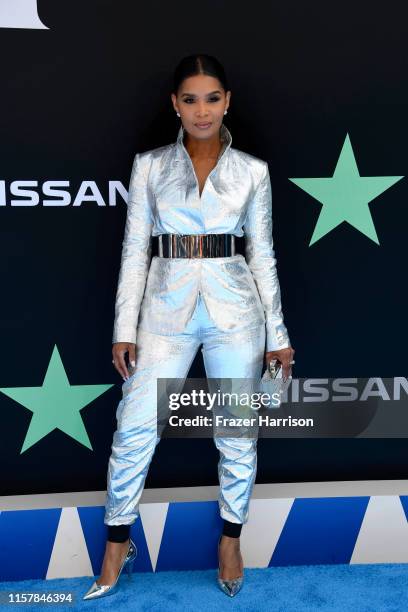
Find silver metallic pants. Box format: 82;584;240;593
104;292;266;526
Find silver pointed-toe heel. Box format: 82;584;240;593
82;537;137;601
217;535;244;597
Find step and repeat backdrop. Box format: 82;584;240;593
1;0;407;496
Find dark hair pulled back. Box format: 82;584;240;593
173;54;229;94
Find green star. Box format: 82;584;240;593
289;134;404;245
0;344;114;454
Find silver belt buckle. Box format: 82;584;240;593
158;234;235;258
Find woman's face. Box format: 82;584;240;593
171;74;230;141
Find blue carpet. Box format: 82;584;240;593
0;564;407;611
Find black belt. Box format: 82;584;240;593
156;233;235;258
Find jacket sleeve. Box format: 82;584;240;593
243;161;291;352
112;152;153;344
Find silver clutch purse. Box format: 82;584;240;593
267;358;282;379
259;359;291;409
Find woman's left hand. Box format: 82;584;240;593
265;346;295;381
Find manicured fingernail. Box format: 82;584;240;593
130;360;135;367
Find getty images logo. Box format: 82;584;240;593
0;0;48;29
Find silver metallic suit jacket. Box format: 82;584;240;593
112;123;291;352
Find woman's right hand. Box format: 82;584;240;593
112;342;137;381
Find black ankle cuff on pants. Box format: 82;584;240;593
222;519;243;538
107;524;131;543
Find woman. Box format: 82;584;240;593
83;53;295;600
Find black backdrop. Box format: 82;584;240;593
1;1;407;496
